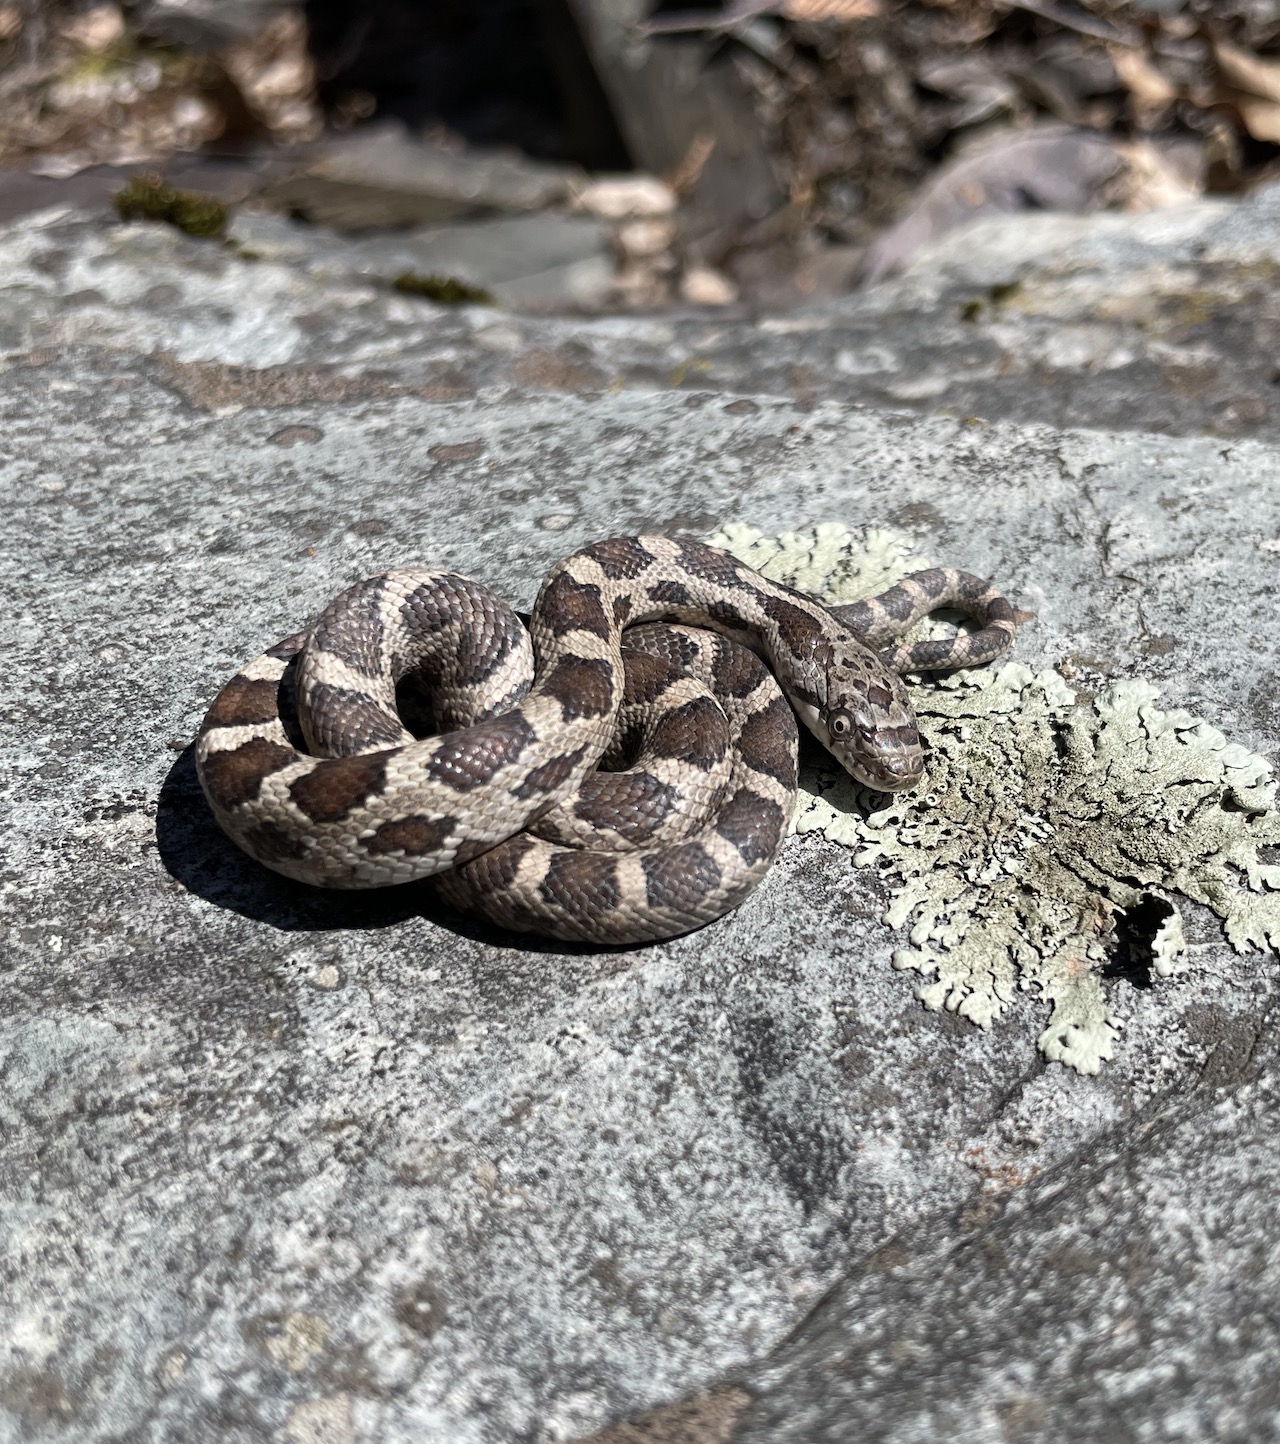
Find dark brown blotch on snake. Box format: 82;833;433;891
423;713;537;791
452;832;537;891
541;656;617;721
590;536;655;580
716;789;787;865
648;696;730;770
760;591;827;653
201;736;296;808
311;576;389;675
306;683;406;751
366;815;457;856
621;649;681;706
540;850;622;922
647;578;693;609
736;695;801;786
712;636;768;698
643;842;721;912
677;540;749;592
290;753;390;823
570;773;682;843
510;745;591;801
202;675;281;730
540;572;612;640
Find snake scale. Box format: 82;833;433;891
197;535;1018;944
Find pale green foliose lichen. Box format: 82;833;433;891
711;523;1280;1074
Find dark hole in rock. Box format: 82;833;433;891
1101;892;1175;991
304;0;631;170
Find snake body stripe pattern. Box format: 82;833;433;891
196;535;1019;943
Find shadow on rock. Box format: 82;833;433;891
155;744;638;956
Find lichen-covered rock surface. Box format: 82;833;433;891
3;195;1280;1444
712;523;1280;1078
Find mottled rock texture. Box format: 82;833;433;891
2;192;1280;1443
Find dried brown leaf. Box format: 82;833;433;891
1111;46;1178;108
783;0;880;18
1235;93;1280;144
1112;138;1205;211
1213;38;1280;105
665;133;717;197
643;0;879;28
58;3;123;53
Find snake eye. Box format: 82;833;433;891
828;710;853;737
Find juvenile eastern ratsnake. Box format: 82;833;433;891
196;535;1017;943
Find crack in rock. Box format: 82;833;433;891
713;523;1280;1074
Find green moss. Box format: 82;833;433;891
391;272;495;306
67;50;126;80
113;174;227;239
713;523;1280;1074
960;281;1022;323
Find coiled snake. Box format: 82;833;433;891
196;535;1017;943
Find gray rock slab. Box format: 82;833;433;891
131;0;295;49
231;212;615;311
4;182;1280;438
3;330;1280;1442
262;126;587;231
0;154;292;227
859;129;1126;284
737;1025;1280;1443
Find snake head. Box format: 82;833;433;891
804;640;925;792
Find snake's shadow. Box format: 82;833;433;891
156;745;639;955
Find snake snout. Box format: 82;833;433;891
867;757;924;792
848;728;925;793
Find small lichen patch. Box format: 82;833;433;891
254;1311;329;1373
284;1394;354;1444
713;519;925;606
713;524;1280;1073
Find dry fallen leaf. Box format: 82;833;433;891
642;0;878;31
1111;46;1178;109
1233;94;1280;144
665;133;717;197
1213;38;1280;105
1113;138;1204;211
58;2;124;53
783;0;880;18
1211;39;1280;142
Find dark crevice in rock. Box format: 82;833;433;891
1101;893;1175;992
